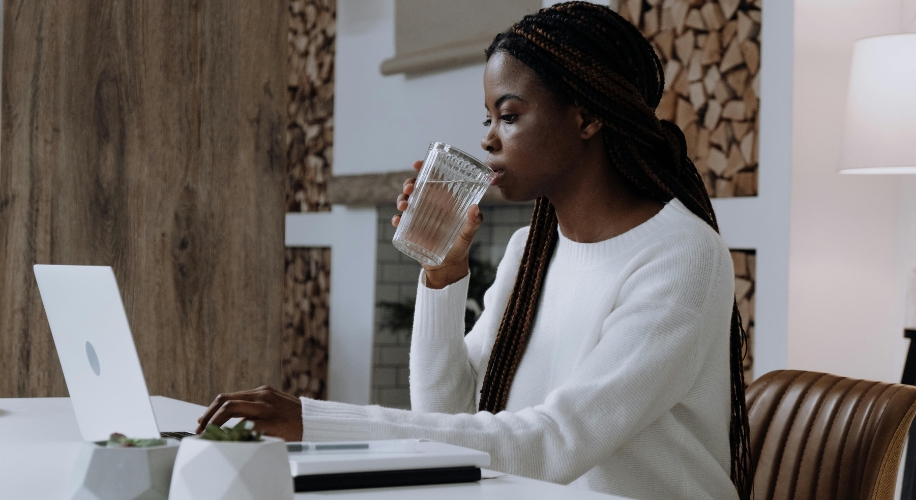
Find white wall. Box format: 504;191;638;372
335;0;488;175
712;0;794;379
788;0;913;383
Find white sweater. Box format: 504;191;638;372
299;199;738;500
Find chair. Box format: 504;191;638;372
746;370;916;500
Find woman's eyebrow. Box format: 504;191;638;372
488;93;523;109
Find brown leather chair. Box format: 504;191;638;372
746;370;916;500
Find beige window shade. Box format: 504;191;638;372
380;0;540;76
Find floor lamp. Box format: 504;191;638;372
839;33;916;497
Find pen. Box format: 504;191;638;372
286;440;421;454
287;442;370;453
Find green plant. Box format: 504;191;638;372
199;420;262;442
105;433;166;448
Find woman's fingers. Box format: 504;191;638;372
196;386;304;441
197;390;260;432
396;193;409;211
393;168;420;227
208;401;272;429
452;205;484;255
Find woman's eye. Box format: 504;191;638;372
500;114;517;123
483;118;492;127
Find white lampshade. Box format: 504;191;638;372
839;34;916;174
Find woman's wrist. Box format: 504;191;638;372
422;263;469;290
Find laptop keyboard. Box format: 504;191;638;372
160;431;195;440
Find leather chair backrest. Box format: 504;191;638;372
746;370;916;500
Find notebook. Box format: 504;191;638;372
288;439;490;492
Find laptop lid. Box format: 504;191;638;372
33;265;160;442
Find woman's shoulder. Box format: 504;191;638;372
619;200;734;311
496;226;530;270
651;199;730;258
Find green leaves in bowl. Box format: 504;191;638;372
105;432;166;448
199;420;262;442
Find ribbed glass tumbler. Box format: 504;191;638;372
392;143;494;267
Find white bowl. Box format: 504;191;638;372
66;440;179;500
167;436;293;500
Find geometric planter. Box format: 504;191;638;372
167;436;294;500
65;440;180;500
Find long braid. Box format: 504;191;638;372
478;3;752;499
479;198;557;411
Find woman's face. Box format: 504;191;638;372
481;52;592;202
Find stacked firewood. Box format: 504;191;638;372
731;249;756;383
620;0;761;198
283;0;335;400
287;0;335;212
282;248;331;399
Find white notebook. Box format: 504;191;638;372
288;439;491;476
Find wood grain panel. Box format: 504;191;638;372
0;0;287;404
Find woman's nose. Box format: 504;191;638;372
481;127;498;153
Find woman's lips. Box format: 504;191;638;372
490;169;506;186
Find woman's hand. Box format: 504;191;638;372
196;386;303;442
393;160;484;290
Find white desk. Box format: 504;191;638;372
0;397;625;500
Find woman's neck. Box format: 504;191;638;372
548;150;664;244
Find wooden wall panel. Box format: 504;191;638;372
0;0;288;404
283;0;334;399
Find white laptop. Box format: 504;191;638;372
33;265;193;442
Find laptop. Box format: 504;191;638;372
33;265;194;442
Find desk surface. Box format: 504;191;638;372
0;397;625;500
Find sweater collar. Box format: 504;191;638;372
553;198;690;266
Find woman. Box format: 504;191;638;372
196;3;752;498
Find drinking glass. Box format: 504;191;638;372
393;142;494;266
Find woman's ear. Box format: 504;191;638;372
578;108;603;139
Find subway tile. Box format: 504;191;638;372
493;226;520;247
370;388;381;405
383;263;421;283
397;329;413;346
377;206;398;220
492;206;521;224
373;367;397;387
398;250;420;265
377;243;402;263
398;285;417;303
375;284;399;303
489;246;506;265
379;346;410;365
374;329;399;346
378;388;411;410
381;223;396;240
397;367;410;387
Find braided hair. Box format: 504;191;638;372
477;3;753;499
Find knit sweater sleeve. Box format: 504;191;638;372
406;227;529;414
299;227;734;485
